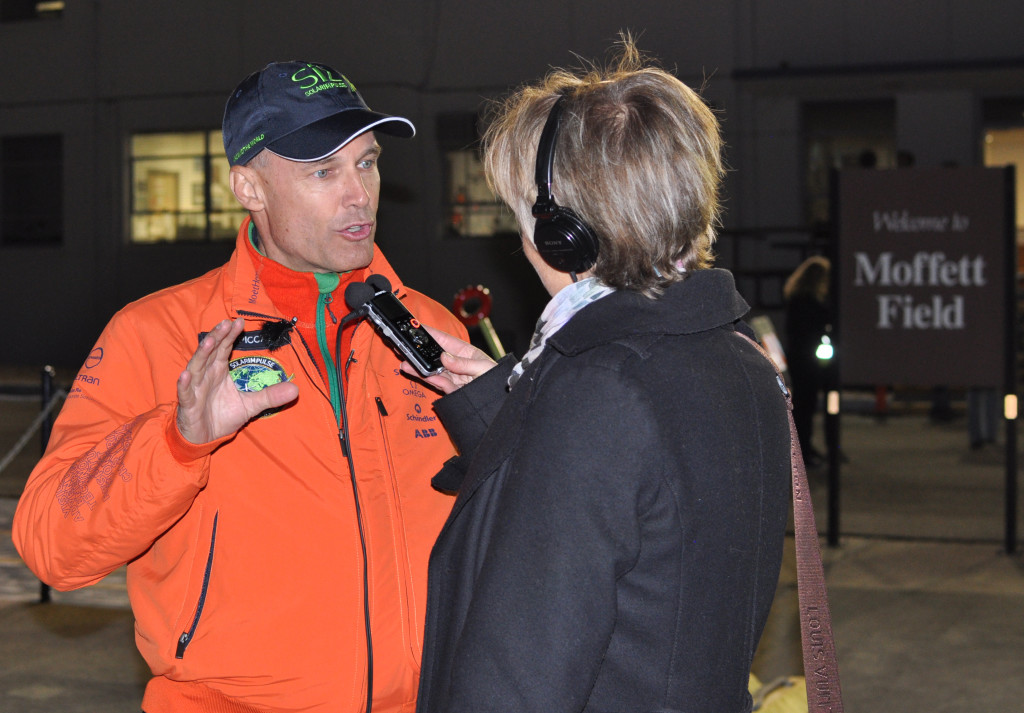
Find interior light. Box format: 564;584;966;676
827;391;840;415
815;335;834;360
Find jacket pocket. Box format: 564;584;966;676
175;511;219;659
374;398;421;664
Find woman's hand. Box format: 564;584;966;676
403;327;497;394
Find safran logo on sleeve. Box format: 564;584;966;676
85;347;103;369
228;356;291;393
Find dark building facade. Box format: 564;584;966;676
2;1;1023;366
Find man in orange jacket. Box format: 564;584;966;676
13;61;466;713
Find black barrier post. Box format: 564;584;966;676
825;395;841;548
1003;167;1018;555
39;365;55;603
826;181;842;548
1006;400;1017;555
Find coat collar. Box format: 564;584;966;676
545;268;749;357
225;215;405;318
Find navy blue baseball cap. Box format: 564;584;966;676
223;61;415;166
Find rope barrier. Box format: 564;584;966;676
0;392;42;402
0;389;66;476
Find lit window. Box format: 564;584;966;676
437;112;518;238
129;131;244;243
983;127;1024;242
0;1;63;21
1;134;62;245
445;148;519;237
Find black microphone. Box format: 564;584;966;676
346;275;445;376
344;281;376;311
365;274;392;293
336;281;372;328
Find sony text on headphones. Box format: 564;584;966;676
531;94;600;275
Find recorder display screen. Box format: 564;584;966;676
373;293;411;322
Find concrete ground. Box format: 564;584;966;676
2;376;1023;712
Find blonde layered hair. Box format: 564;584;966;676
783;255;831;303
482;35;724;296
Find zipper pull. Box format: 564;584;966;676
339;427;349;458
324;295;338;325
375;396;388;417
175;632;190;659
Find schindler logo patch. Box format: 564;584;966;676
228;356;291;394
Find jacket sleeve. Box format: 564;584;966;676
434;355;516;454
430;355;516;493
445;364;655;712
12;308;221;590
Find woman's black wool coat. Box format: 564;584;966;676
416;268;793;713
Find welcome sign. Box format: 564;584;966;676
837;167;1013;388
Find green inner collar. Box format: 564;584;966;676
315;272;340;294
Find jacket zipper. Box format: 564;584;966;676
316;292;344;426
341;339;374;713
339;346;362;457
175;511;219;659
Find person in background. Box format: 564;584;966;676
14;61;466;713
783;255;832;466
412;36;793;713
968;386;1000;449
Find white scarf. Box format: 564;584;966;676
508;277;616;388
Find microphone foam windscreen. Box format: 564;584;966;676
344;281;376;310
366;274;392;293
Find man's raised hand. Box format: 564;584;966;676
176;318;299;444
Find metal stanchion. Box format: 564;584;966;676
825;390;841;548
39;365;55;604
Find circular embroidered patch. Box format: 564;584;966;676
229;355;289;393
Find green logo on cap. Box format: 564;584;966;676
292;64;357;98
233;133;265;163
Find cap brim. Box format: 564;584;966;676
266;110;415;162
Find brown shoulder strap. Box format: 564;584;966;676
789;405;845;713
738;331;844;713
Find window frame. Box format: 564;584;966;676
436;111;518;239
0;133;64;247
127;129;244;244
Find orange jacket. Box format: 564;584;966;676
13;218;465;713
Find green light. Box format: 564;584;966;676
816;335;834;360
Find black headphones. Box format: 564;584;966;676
531;95;600;275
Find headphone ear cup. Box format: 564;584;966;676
531;94;600;275
533;206;600;274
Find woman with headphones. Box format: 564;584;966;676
413;36;792;713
